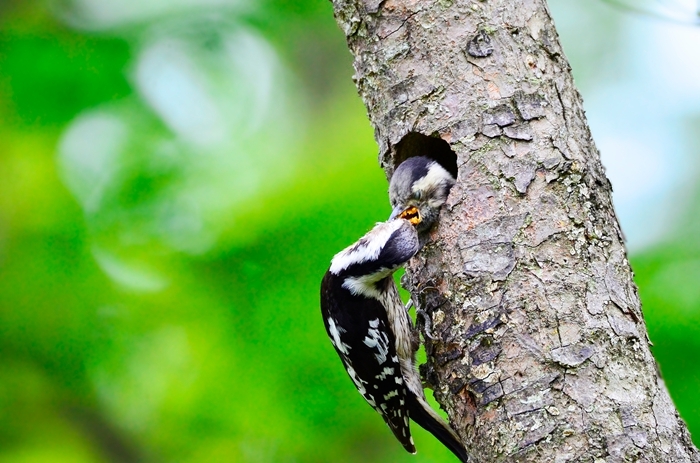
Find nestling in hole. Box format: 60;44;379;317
399;206;421;225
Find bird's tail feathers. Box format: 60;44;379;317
386;419;417;454
407;395;471;463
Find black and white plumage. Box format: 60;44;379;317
389;156;456;234
320;218;469;462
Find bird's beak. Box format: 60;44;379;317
390;205;422;225
389;205;404;221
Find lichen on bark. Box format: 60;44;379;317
331;0;699;461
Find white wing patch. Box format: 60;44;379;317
376;366;395;381
327;317;351;355
346;364;375;407
384;390;399;400
363;319;390;364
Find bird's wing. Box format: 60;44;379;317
321;271;416;453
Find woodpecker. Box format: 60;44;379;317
320;156;466;461
388;156;456;233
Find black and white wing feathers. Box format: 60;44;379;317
320;218;470;462
321;272;416;452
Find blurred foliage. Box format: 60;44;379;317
632;146;700;440
0;0;698;462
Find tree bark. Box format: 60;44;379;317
331;0;699;462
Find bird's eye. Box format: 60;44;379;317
413;190;422;200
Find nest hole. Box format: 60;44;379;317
393;132;458;179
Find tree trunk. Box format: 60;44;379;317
331;0;699;461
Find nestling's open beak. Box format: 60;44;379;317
390;205;421;225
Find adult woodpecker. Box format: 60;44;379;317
320;156;466;461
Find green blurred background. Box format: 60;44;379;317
0;0;699;461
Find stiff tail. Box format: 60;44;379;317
386;419;417;454
407;394;470;463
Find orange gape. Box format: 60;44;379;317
398;206;421;225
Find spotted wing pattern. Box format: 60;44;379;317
321;271;416;453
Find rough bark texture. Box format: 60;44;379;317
331;0;699;462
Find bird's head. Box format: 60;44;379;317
388;156;455;234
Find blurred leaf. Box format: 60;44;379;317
0;26;130;125
633;238;700;444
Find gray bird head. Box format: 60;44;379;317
388;156;455;234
